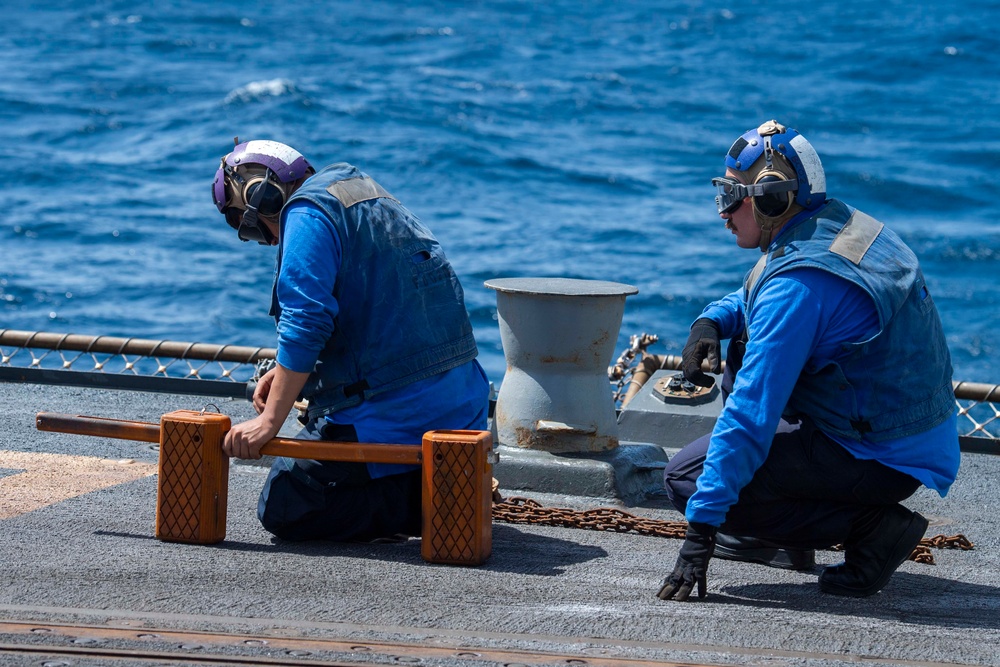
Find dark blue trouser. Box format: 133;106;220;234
663;417;921;549
257;420;422;542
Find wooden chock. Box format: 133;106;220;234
155;410;232;544
420;429;494;565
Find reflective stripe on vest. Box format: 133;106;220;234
326;176;399;208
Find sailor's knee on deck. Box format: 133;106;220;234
662;432;712;513
256;457;327;540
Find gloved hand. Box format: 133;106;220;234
681;318;722;388
657;522;717;601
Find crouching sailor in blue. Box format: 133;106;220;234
657;121;958;601
211;139;488;542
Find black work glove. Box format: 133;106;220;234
657;522;717;601
681;318;722;388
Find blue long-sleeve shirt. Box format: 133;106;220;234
687;267;959;527
273;200;489;478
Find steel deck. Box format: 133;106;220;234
2;382;999;667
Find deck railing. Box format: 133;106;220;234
607;334;1000;454
0;329;273;399
3;328;998;453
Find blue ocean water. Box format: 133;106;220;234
2;1;999;388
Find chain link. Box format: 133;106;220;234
492;496;974;566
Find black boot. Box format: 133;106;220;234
819;504;928;597
714;533;816;571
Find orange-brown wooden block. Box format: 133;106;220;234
420;430;494;565
155;410;231;544
37;410;495;565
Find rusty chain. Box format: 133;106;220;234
493;497;688;538
492;496;974;566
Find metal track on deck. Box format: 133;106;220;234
0;616;962;667
0;619;715;667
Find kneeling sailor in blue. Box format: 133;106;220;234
211;139;489;542
659;121;958;600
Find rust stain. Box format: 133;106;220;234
514;425;535;448
0;451;156;520
538;352;581;364
511;426;618;453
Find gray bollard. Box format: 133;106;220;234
485;277;638;453
486;277;669;503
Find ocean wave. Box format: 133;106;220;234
223;78;299;104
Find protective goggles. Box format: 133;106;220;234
711;176;798;215
712;177;746;215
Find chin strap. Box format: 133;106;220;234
757;224;775;252
755;204;801;251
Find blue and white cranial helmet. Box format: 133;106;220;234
725;120;826;210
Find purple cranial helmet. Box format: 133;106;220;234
212;139;315;240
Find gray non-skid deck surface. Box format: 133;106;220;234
2;383;998;666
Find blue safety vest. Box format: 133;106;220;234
744;199;954;442
272;163;479;419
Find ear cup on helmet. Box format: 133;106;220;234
244;178;286;217
752;173;793;219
